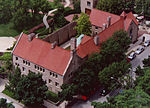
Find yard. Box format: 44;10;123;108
0;22;19;37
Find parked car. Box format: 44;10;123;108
99;89;109;96
144;40;150;47
128;52;136;60
135;46;144;54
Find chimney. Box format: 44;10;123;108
70;37;76;52
51;41;57;49
107;16;111;27
103;23;107;30
94;35;99;46
28;33;35;42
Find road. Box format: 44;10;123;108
130;45;150;69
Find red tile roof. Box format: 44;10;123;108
124;18;132;31
98;18;124;44
65;14;80;22
13;33;71;75
90;9;120;27
126;12;139;25
76;35;100;58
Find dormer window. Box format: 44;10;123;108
87;1;91;7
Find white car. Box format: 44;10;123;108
144;40;150;47
128;52;136;60
135;46;144;54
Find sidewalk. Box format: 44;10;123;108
0;92;25;108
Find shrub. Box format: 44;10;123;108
46;91;59;103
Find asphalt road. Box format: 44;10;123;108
130;45;150;69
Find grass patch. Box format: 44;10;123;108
0;22;19;37
2;89;15;99
46;90;59;103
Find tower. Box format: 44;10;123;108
80;0;98;15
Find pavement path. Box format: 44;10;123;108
43;0;70;29
0;37;16;52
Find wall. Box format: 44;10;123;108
80;0;98;13
43;22;77;45
127;21;138;43
63;51;86;84
12;54;63;94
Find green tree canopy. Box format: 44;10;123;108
14;72;48;107
136;68;150;95
75;12;92;37
98;60;130;90
92;88;150;108
0;98;15;108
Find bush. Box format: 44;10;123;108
2;89;15;99
0;52;12;61
46;91;59;103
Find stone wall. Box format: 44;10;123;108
43;22;77;45
127;21;138;43
12;54;63;94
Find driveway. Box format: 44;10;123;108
0;37;16;52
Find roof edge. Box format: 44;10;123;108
63;54;73;76
12;32;23;55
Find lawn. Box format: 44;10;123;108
0;22;19;37
46;90;59;103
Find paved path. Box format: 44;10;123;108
0;93;25;108
0;37;16;52
43;0;71;29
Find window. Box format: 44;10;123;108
17;64;20;66
40;67;42;71
95;26;98;29
87;1;91;7
37;66;39;70
43;69;45;72
55;82;59;86
26;61;27;65
16;57;18;60
53;73;55;77
23;60;25;64
50;72;52;75
29;70;31;72
34;65;37;69
15;63;17;65
55;74;58;78
49;79;52;84
28;62;30;66
22;67;25;71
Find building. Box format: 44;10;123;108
81;0;138;42
80;0;98;14
12;33;99;93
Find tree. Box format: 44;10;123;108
53;6;69;28
14;72;48;107
96;0;125;15
92;88;150;108
73;0;81;13
74;12;92;37
100;30;131;66
98;60;130;90
73;68;98;96
11;0;51;31
143;55;150;67
58;84;77;101
0;98;15;108
135;66;145;76
137;68;150;95
0;0;12;24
